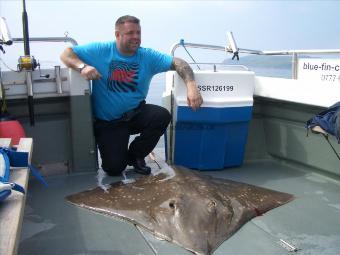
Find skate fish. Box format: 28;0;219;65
66;166;293;255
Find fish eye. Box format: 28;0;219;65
209;201;217;207
169;200;175;209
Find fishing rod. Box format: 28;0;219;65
22;0;30;56
18;0;36;126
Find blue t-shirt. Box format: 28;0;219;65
73;41;173;121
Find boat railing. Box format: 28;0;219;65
0;36;80;99
170;40;340;79
12;36;78;46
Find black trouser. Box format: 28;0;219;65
94;103;171;176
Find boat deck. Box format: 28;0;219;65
18;155;340;255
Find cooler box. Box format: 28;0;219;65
163;69;255;170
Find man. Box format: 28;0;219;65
60;15;202;176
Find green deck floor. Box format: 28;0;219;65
19;159;340;255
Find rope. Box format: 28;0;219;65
0;57;18;72
322;134;340;161
179;39;200;70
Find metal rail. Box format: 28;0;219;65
170;42;340;79
0;36;77;101
12;36;78;46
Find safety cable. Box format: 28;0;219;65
322;134;340;161
0;57;18;72
179;39;201;70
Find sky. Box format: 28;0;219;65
1;0;340;69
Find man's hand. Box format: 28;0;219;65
171;57;203;110
60;47;102;80
81;65;102;80
187;81;203;110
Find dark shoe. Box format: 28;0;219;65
131;158;151;175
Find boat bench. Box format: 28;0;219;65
0;138;33;255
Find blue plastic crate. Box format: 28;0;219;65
169;105;252;170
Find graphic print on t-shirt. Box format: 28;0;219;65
107;61;139;92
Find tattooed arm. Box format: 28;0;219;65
60;47;101;80
171;57;203;110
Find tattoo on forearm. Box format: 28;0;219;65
171;58;195;83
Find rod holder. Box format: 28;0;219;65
25;71;34;126
55;66;63;94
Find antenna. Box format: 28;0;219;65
227;31;239;60
0;17;13;45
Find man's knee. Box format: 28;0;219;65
156;107;171;128
102;160;127;176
